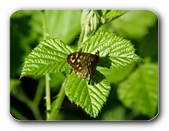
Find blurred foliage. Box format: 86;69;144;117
10;10;158;120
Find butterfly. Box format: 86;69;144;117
66;51;99;84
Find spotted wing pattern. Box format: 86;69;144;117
66;51;99;84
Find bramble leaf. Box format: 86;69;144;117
20;38;73;78
65;70;111;118
82;31;142;69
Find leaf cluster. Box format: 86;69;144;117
20;29;142;118
10;10;158;120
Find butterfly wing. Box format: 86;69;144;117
67;51;99;84
86;51;99;84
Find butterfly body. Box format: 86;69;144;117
66;51;99;84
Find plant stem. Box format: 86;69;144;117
12;86;43;120
33;78;45;107
42;10;47;40
45;73;51;120
41;10;51;120
48;81;66;120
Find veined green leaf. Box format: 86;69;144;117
20;38;74;78
65;70;111;118
117;63;158;118
101;10;128;23
82;31;142;69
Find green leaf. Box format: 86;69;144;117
117;63;158;118
20;38;74;78
97;63;135;84
101;10;128;23
113;10;158;39
65;70;111;118
46;10;81;45
80;10;101;43
82;31;142;69
138;23;158;59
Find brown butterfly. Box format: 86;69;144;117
66;51;99;84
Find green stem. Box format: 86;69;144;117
48;81;65;120
45;73;51;120
41;10;51;120
42;10;47;40
12;86;43;120
10;107;28;120
33;78;45;106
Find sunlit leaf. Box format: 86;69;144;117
20;38;74;78
65;70;111;118
82;31;142;69
118;63;158;118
